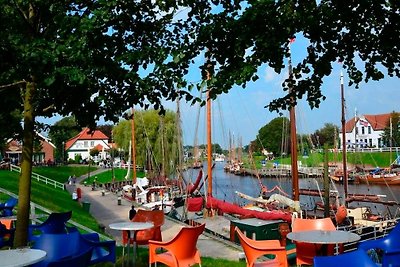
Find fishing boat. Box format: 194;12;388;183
355;168;400;185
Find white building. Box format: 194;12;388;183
340;113;392;148
65;127;111;162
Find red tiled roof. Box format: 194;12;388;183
342;113;392;133
65;127;109;150
364;113;391;130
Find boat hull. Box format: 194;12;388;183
356;174;400;185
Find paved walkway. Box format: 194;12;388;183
65;169;242;261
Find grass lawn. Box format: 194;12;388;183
32;165;97;183
245;151;395;169
83;168;146;185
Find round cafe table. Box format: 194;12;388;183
287;230;360;255
0;248;46;267
109;221;154;266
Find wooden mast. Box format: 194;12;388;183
288;44;299;202
131;107;137;185
340;71;348;204
206;68;212;197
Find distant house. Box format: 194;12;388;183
340;113;392;148
65;127;110;162
5;132;56;165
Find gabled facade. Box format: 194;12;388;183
65;127;110;162
5;132;56;165
340;113;392;148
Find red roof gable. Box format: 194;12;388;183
364;113;391;130
342;113;392;133
65;127;109;150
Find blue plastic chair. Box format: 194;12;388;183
358;223;400;267
30;230;81;267
314;249;379;267
29;211;73;241
0;197;18;217
47;247;93;267
30;227;115;267
79;232;116;265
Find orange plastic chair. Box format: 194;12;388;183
148;223;205;267
291;217;336;266
235;227;288;267
0;219;13;229
122;209;164;246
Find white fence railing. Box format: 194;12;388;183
10;164;65;190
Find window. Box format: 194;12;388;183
90;141;95;147
368;126;371;134
369;139;372;147
355;127;358;134
84;141;88;148
378;138;382;147
361;127;365;135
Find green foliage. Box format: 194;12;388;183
381;111;400;147
251;117;291;156
113;109;180;177
48;116;80;162
313;123;340;148
32;166;97;183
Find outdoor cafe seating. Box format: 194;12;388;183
313;249;379;267
122;209;165;246
235;227;288;267
28;210;73;242
148;223;205;267
0;196;18;217
30;227;115;267
291;217;337;266
0;219;15;248
358;222;400;267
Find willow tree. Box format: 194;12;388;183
112;109;179;178
0;1;194;247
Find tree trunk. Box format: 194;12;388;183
14;81;35;247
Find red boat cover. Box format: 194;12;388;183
187;196;292;222
186;169;203;195
187;197;204;212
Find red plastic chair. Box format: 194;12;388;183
235;227;288;267
292;217;336;266
148;223;205;267
122;209;164;246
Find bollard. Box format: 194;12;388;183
117;197;121;205
101;190;105;196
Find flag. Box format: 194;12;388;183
359;119;368;127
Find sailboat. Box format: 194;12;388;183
182;60;295;225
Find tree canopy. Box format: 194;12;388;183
381;111;400;147
312;123;340;148
251;117;291;156
113;109;180;178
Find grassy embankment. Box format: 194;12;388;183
245;151;395;170
0;166;245;267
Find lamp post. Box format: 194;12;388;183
87;148;91;180
62;141;65;165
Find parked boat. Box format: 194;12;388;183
355;169;400;185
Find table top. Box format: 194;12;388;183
0;248;46;267
109;221;154;231
287;230;361;244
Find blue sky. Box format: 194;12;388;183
165;37;400;149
